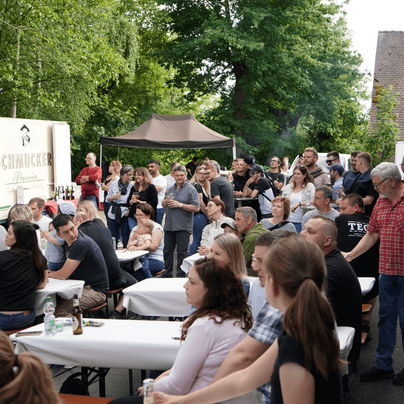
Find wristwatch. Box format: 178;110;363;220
179;203;183;209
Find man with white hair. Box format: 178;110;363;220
343;162;404;384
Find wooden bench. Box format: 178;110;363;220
59;393;113;403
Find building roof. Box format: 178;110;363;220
369;31;404;140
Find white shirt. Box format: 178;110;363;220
154;316;247;395
152;174;167;208
35;215;52;232
165;174;176;191
0;226;9;252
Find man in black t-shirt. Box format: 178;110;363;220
265;156;285;190
231;158;249;193
49;214;109;317
301;215;362;363
243;164;275;219
185;157;198;180
345;152;378;216
206;162;235;218
74;212;136;290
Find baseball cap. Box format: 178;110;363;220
57;201;76;216
251;164;263;174
221;219;237;231
328;163;344;175
243;155;255;166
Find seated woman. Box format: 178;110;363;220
110;258;253;404
261;196;296;233
209;233;251;296
0;221;48;331
126;203;164;282
8;204;41;249
154;236;342;404
77;199;106;227
0;331;60;404
197;199;233;256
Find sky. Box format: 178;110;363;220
342;0;404;107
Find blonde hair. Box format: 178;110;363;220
0;331;60;404
77;200;99;220
137;218;154;234
9;205;34;222
213;233;247;279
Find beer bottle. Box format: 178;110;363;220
72;294;83;335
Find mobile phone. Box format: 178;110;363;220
15;331;43;337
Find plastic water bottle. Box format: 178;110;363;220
44;296;56;336
143;378;154;404
305;193;311;208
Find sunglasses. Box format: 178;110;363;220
326;159;337;164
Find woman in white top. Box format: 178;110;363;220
261;196;296;233
197;199;233;256
109;258;253;404
282;165;315;233
107;165;134;248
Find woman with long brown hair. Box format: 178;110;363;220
127;166;158;232
282;165;315;233
0;331;60;403
101;160;122;222
153;236;342;404
110;258;254;404
189;165;210;255
0;221;47;331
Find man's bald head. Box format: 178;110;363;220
73;211;90;227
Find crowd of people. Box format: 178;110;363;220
1;149;404;403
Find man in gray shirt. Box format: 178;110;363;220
162;165;199;278
302;185;339;230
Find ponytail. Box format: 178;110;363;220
265;236;342;379
284;279;341;379
0;332;60;403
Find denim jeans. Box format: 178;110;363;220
79;195;99;210
134;257;164;282
108;216;130;248
375;274;404;370
0;310;36;331
48;261;64;271
292;222;302;234
103;201;111;226
128;217;137;233
156;208;164;225
189;212;208;255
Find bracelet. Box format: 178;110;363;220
179;203;183;209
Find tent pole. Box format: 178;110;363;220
232;144;236;159
100;144;103;166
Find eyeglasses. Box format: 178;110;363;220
270;159;279;163
372;177;389;189
326;159;337;164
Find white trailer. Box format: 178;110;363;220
0;117;71;222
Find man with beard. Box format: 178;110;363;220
303;147;331;187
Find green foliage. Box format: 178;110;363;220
157;0;369;154
366;85;400;165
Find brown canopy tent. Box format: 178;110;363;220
100;114;236;160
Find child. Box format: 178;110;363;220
41;222;65;271
128;219;153;251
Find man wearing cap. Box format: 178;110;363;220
243;164;275;219
221;220;239;236
329;163;344;201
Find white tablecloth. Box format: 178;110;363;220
336;326;355;377
11;319;182;370
180;253;204;274
122;278;190;316
358;277;376;295
116;250;148;271
35;279;85;314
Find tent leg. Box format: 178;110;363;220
232;145;236;159
100;144;103;166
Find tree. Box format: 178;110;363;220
157;0;368;151
366;85;400;165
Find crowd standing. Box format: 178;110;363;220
1;148;404;403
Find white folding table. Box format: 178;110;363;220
358;277;376;295
35;278;85;314
122;278;190;317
